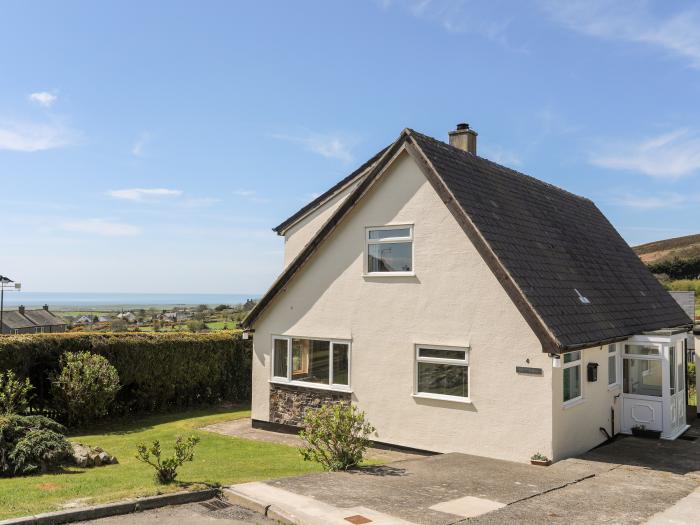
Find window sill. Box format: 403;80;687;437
608;383;621;392
562;397;584;410
362;272;416;278
412;393;472;404
269;379;353;394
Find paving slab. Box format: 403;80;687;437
256;452;605;524
645;486;700;524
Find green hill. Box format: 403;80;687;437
634;233;700;264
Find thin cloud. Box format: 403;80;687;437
540;0;700;68
590;129;700;180
377;0;525;51
272;131;355;163
0;120;76;152
131;132;150;157
612;192;690;210
233;189;270;204
480;145;523;167
60;218;141;237
28;92;57;107
108;188;183;201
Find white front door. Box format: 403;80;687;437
621;340;688;438
668;340;687;436
621;343;664;433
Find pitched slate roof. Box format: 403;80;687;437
243;128;692;351
0;311;36;330
23;309;65;327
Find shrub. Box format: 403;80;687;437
51;352;120;426
299;403;375;471
136;435;200;484
0;333;251;414
0;415;72;476
186;320;207;332
0;370;33;415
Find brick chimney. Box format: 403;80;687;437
448;123;477;155
19;305;25;315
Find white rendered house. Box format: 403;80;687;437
242;124;692;462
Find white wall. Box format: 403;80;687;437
283;182;360;267
252;149;554;462
551;344;622;460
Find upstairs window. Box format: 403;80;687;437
366;225;413;274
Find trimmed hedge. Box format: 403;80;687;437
0;332;251;415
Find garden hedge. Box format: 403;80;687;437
0;332;251;415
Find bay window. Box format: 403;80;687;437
272;336;350;389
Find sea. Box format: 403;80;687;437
0;292;260;310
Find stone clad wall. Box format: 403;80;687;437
269;383;351;426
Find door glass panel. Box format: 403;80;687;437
625;345;659;356
670;346;677;395
677;344;684;393
623;358;662;397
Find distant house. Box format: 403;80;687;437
117;311;137;323
1;305;67;334
97;315;112;323
159;310;192;322
75;315;94;324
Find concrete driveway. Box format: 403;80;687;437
225;420;700;524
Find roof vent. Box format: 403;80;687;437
575;289;591;305
448;122;478;155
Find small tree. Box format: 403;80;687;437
136;435;200;484
186;320;206;332
110;318;128;332
299;403;375;471
0;371;33;415
51;352;120;426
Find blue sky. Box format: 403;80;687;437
1;0;700;293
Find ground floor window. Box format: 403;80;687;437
608;344;619;387
563;350;582;404
415;345;469;401
272;336;350;389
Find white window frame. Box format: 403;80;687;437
413;344;470;403
270;335;352;392
607;343;620;389
562;350;583;407
365;224;414;276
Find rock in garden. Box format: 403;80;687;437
70;442;118;467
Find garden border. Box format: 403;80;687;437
0;488;220;525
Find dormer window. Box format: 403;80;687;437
366;225;413;275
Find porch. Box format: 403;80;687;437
618;329;690;440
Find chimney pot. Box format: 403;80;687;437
449;122;478;155
43;304;49;311
19;305;25;315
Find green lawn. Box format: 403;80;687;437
0;406;321;520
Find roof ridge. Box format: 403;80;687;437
409;129;593;205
